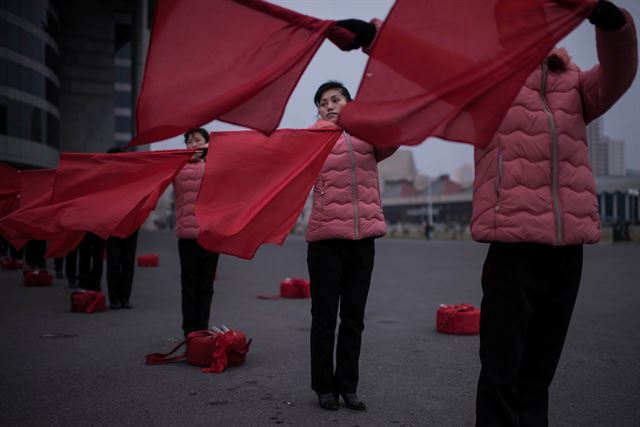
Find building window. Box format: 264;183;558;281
45;112;59;149
0;58;58;105
0;99;6;134
0;21;59;74
115;90;131;106
115;115;132;133
2;97;58;148
115;65;131;84
30;106;42;142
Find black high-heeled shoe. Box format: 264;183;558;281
317;392;339;411
340;393;366;411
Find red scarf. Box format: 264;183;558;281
131;0;595;149
196;128;341;259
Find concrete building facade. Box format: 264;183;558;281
0;0;150;169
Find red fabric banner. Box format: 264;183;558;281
1;151;192;255
18;169;56;208
338;0;597;148
130;0;350;147
130;0;594;149
196;128;341;259
0;169;56;249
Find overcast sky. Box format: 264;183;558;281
154;0;640;177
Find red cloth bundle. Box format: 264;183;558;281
436;304;480;335
137;254;159;267
257;277;311;300
280;278;310;299
1;257;23;270
23;269;53;287
145;329;251;373
71;290;107;313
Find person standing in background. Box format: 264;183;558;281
173;128;219;337
78;232;105;291
470;2;637;425
306;81;396;411
105;146;139;309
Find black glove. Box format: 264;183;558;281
335;19;376;50
200;147;208;160
589;0;626;31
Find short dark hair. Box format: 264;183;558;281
313;80;352;107
183;128;209;144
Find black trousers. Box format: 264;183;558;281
25;240;46;269
476;242;583;427
9;244;23;260
106;231;138;304
78;233;105;291
307;238;375;394
0;237;7;257
65;249;78;283
178;239;219;336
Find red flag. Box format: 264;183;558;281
45;232;86;258
2;150;192;254
130;0;351;147
0;163;20;219
0;169;56;249
196;128;341;259
18;169;56;207
338;0;597;148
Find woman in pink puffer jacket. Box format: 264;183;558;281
472;2;637;425
173;128;219;338
306;81;395;412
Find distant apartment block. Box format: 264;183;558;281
587;116;626;177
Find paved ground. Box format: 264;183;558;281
1;231;639;426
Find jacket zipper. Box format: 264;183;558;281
540;61;563;244
495;152;503;211
344;132;360;239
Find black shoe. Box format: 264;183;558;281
110;301;122;310
121;300;132;309
317;393;338;411
340;393;366;411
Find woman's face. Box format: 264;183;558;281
318;88;348;123
185;132;207;149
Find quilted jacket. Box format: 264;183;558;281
471;12;637;245
306;120;395;242
174;160;205;239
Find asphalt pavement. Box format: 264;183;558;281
1;231;639;426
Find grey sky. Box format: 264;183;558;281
155;0;640;177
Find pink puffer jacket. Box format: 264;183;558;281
174;160;205;239
306;120;395;242
471;13;637;246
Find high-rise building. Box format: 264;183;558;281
587;116;626;177
588;117;607;176
0;0;61;168
114;11;133;146
0;0;150;169
608;138;625;176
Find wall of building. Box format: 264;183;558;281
0;0;61;168
57;0;116;154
